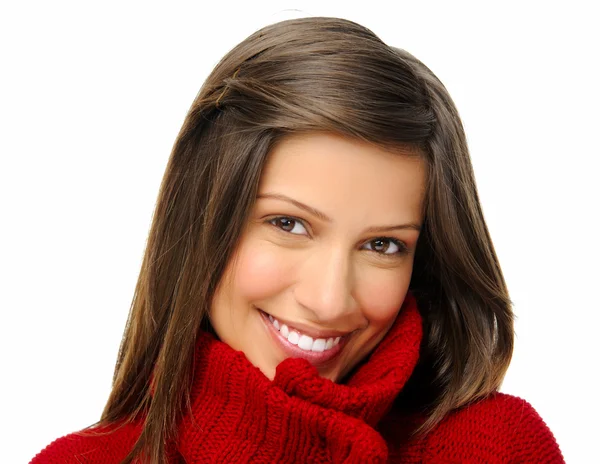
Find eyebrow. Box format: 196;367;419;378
256;192;422;232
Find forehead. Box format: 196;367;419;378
258;132;426;222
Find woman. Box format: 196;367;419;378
32;16;564;463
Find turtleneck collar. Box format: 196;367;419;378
176;291;422;462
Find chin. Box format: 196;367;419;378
319;370;339;383
315;362;345;383
264;369;277;382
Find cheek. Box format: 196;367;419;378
356;267;412;324
233;241;291;302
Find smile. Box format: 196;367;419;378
268;313;341;352
258;308;349;366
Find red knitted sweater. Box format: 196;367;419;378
31;293;564;463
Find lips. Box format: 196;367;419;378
258;309;348;366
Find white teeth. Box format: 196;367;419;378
280;323;289;338
266;313;343;352
298;334;313;350
312;338;326;352
287;331;299;345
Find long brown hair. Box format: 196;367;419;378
98;16;513;463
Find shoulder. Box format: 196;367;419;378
422;392;565;463
30;421;142;464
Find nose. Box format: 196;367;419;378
293;243;360;325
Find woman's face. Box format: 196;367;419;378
209;132;426;382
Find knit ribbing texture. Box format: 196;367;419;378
31;292;564;463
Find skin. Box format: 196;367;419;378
209;131;426;383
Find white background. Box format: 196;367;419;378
1;1;598;462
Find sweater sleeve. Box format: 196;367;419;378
29;421;143;464
422;392;565;463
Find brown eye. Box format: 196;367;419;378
269;216;308;235
363;237;407;256
372;238;391;253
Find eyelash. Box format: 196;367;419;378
267;216;409;258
